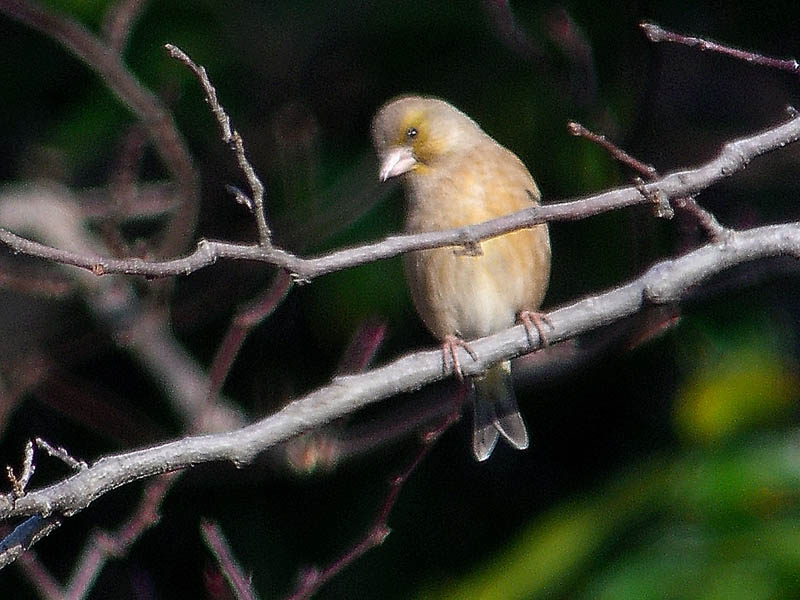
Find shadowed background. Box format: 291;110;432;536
1;1;800;598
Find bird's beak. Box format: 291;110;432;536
378;146;417;181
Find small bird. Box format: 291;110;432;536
371;95;551;461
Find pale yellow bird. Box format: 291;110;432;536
371;95;551;460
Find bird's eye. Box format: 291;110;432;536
406;127;418;140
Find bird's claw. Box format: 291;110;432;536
442;335;478;380
518;310;552;348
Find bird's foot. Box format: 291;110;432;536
518;310;552;348
442;335;478;380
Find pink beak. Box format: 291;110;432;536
379;146;417;181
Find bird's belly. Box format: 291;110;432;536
449;262;517;339
404;235;527;340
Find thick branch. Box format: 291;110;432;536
1;222;798;520
2;112;799;281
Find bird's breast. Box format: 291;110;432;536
403;228;547;340
402;146;550;341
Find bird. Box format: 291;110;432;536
371;95;551;461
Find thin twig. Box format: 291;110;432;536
165;44;271;247
283;319;389;472
34;438;87;472
569;120;728;240
335;318;388;376
201;520;260;600
9;443;182;597
0;516;62;570
641;22;800;74
638;23;800;239
568;121;658;178
0;0;199;258
207;270;293;401
6;441;35;498
102;125;149;257
285;410;460;600
671;196;730;241
63;472;178;600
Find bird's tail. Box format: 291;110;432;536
472;360;529;461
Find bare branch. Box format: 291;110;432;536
0;221;798;526
568;121;658;178
671;196;729;241
641;22;800;74
335;319;388;376
34;439;87;472
0;186;245;433
285;410;458;600
201;520;261;600
165;44;271;246
0;0;199;257
63;473;178;600
1;110;798;282
0;516;62;570
568;120;728;240
207;270;293;402
6;441;35;499
283;319;389;472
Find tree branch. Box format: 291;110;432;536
164;43;271;247
285;409;458;600
0;185;245;433
0;516;62;570
0;0;199;258
641;22;800;74
568;120;728;240
1;221;798;523
1;110;798;282
201;520;261;600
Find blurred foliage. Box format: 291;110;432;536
1;1;800;599
674;319;799;444
420;433;800;600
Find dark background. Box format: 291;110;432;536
2;1;800;598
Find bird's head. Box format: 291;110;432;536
371;95;483;182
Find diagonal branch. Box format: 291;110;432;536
1;221;798;526
568;120;728;240
0;516;62;570
201;520;261;600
